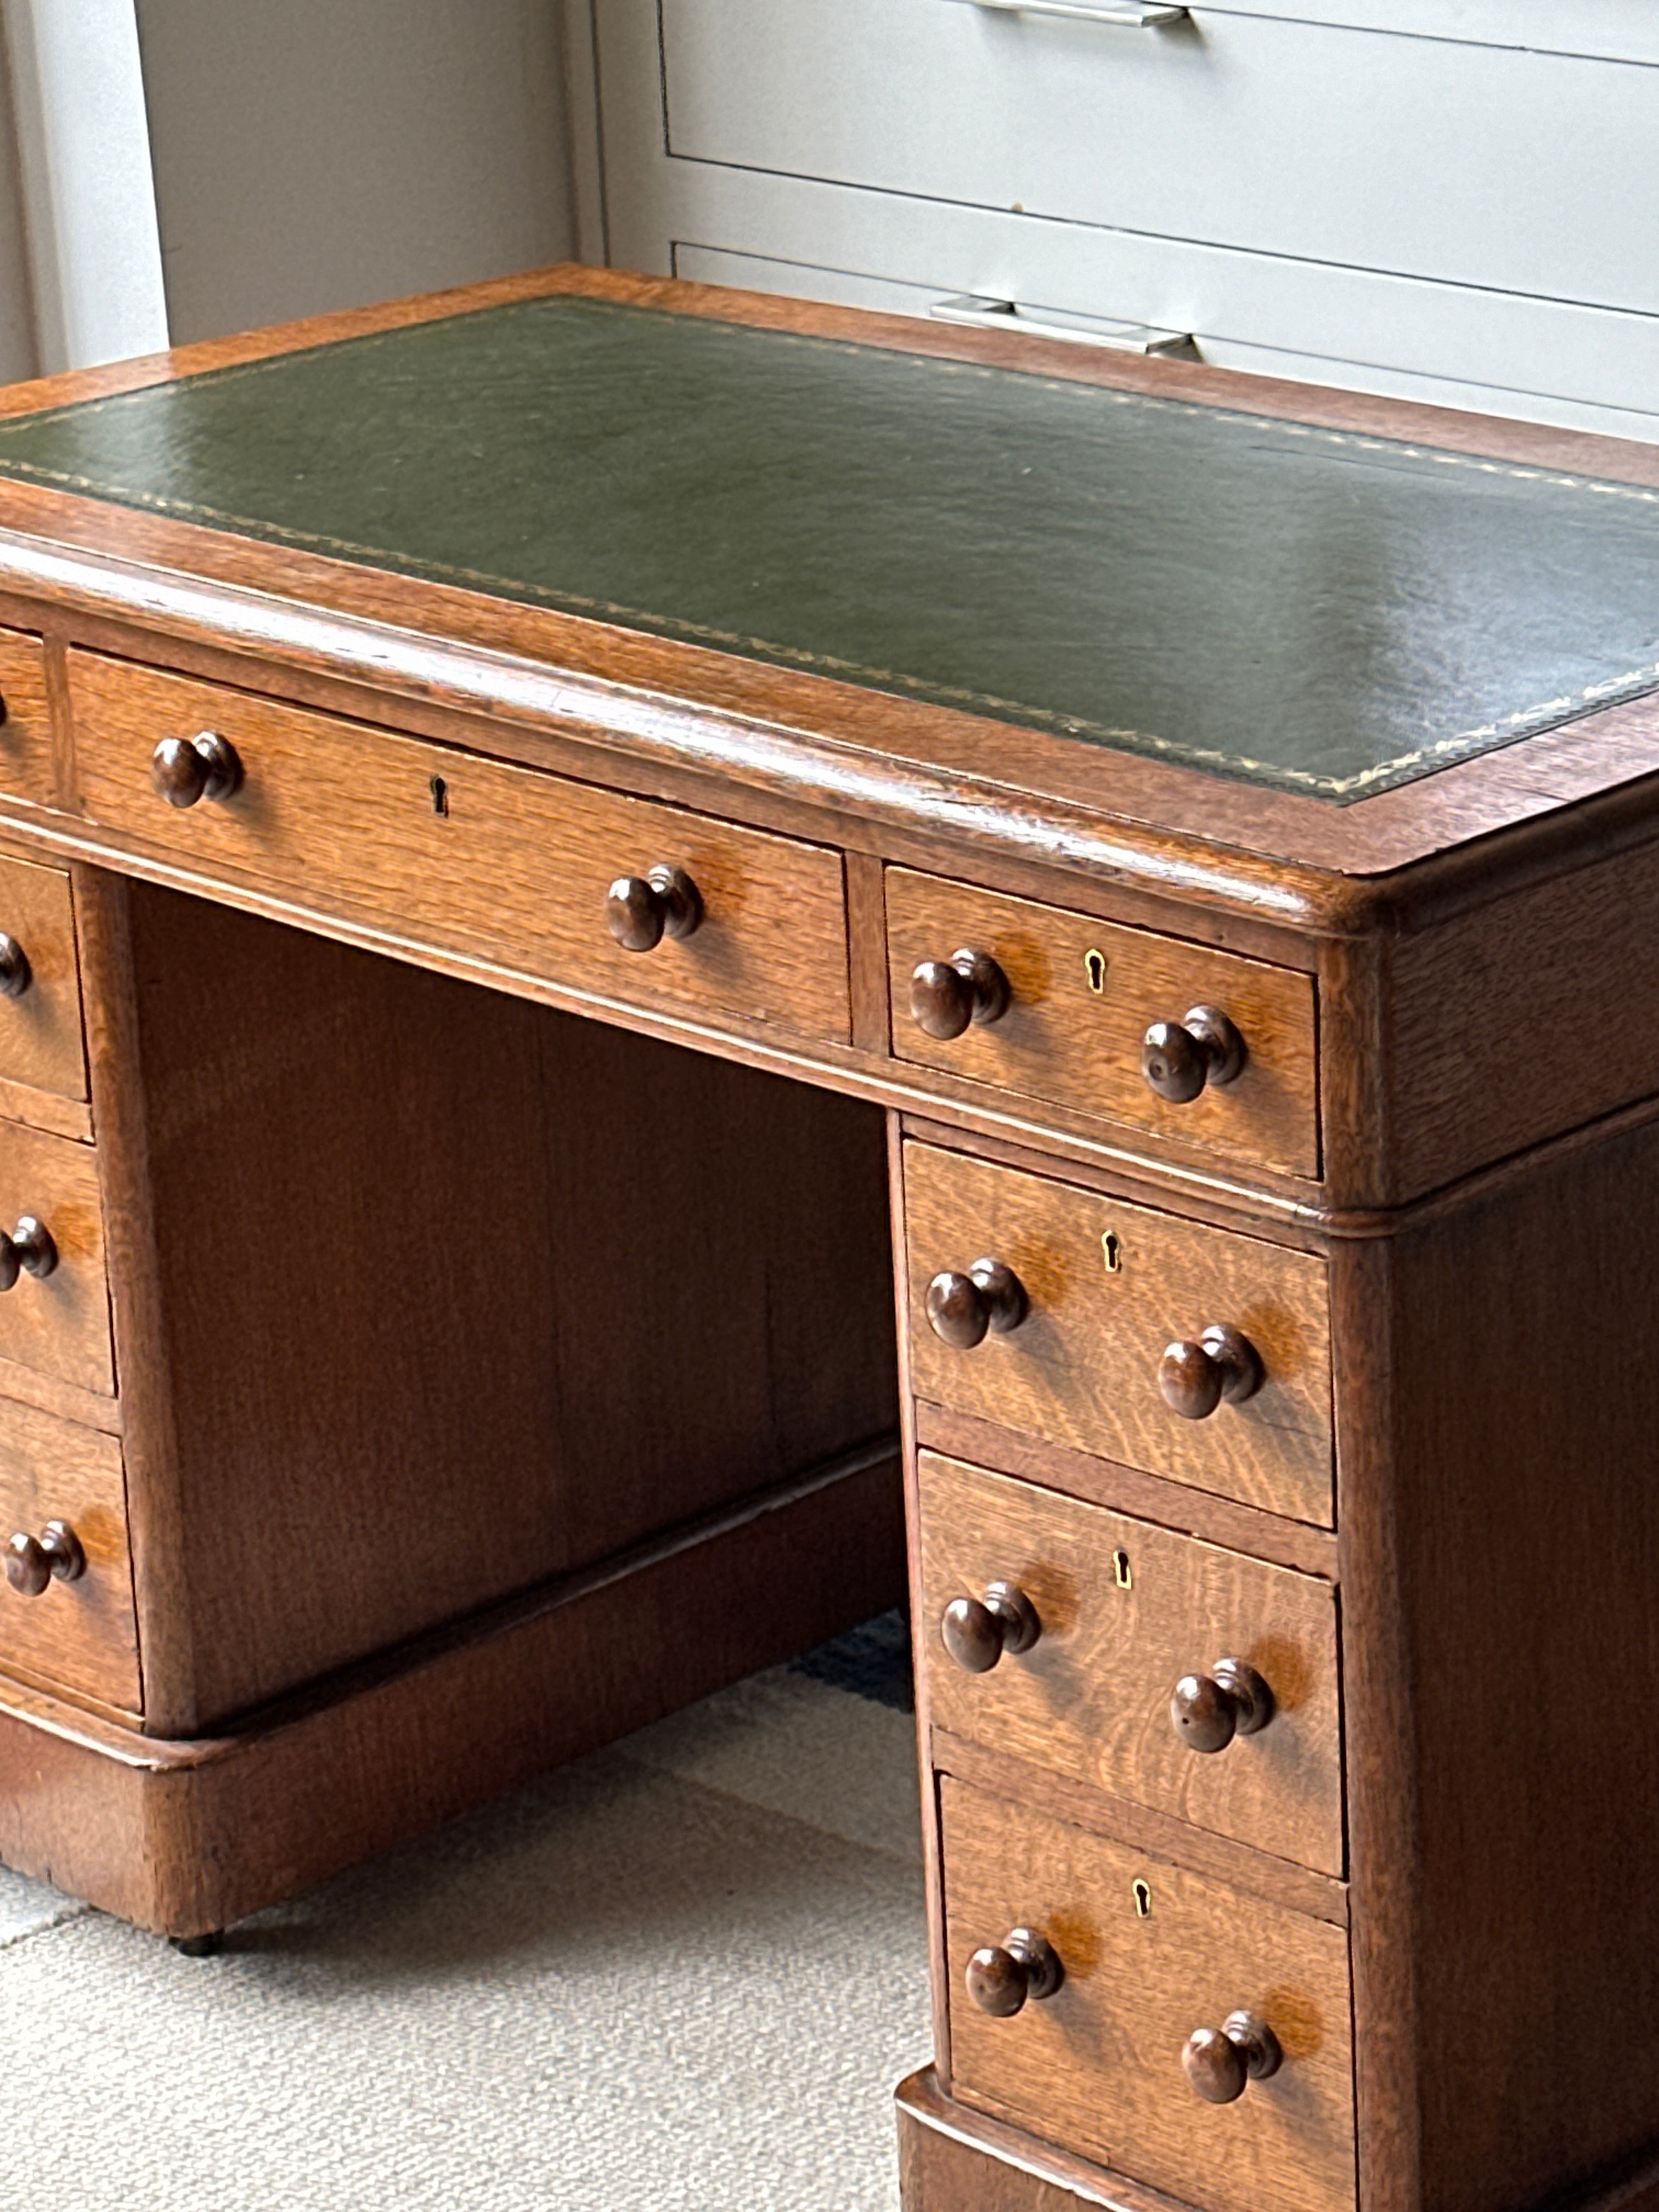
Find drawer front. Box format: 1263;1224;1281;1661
0;856;86;1105
0;630;58;811
921;1454;1341;1872
0;1123;110;1395
904;1143;1333;1525
660;0;1659;319
69;654;853;1045
941;1779;1355;2212
887;871;1317;1178
0;1397;137;1709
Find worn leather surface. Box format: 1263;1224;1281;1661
0;295;1655;802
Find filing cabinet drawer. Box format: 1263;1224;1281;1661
660;0;1659;320
921;1454;1341;1872
904;1143;1332;1525
941;1779;1354;2212
69;654;853;1045
0;855;86;1105
887;871;1317;1177
0;1397;137;1710
0;1122;110;1396
0;630;58;812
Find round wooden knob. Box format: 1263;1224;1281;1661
606;865;703;952
151;731;243;808
1170;1658;1275;1753
910;949;1011;1041
942;1581;1041;1674
1142;1005;1246;1103
0;1216;56;1292
965;1927;1064;2018
924;1259;1028;1350
1183;2011;1283;2104
1158;1323;1263;1420
0;934;31;1000
5;1520;85;1598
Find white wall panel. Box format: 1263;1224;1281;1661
3;0;167;372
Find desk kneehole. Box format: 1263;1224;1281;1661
68;651;856;1047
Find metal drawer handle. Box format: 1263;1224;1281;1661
944;0;1188;26
930;296;1194;358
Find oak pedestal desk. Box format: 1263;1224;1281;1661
0;266;1656;2212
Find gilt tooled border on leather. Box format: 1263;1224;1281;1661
1;296;1656;803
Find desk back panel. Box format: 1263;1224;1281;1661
90;878;899;1734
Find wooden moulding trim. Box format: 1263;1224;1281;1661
896;2066;1203;2212
0;1350;120;1435
914;1406;1339;1582
0;1080;92;1143
114;1433;897;1756
0;535;1340;930
13;534;1659;938
932;1730;1348;1928
889;1114;955;2078
900;1079;1659;1250
899;1114;1333;1255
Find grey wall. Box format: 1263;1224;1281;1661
0;29;36;383
136;0;577;345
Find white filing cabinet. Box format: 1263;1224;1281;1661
586;0;1659;437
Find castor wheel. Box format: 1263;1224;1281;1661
170;1929;223;1958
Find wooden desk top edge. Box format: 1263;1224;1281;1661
2;261;1657;939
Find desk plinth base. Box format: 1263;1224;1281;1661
895;2070;1659;2212
0;1446;902;1939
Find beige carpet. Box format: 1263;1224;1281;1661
0;1626;930;2210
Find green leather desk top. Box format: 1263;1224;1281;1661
0;294;1652;804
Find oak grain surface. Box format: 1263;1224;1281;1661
905;1143;1334;1525
69;651;853;1047
887;870;1319;1179
0;629;55;813
941;1779;1355;2212
920;1454;1341;1873
0;1118;110;1394
0;1396;134;1708
0;854;86;1104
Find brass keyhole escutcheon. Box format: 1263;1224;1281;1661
1101;1230;1123;1275
1132;1880;1153;1918
1113;1549;1133;1591
429;775;449;817
1084;947;1108;995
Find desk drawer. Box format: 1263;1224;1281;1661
887;871;1317;1178
921;1453;1341;1872
0;1398;136;1710
0;630;58;811
941;1778;1355;2212
904;1143;1332;1526
661;0;1659;320
0;1122;110;1396
69;655;853;1045
0;856;87;1107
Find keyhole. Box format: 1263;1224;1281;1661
1132;1880;1153;1919
1113;1549;1132;1590
1084;947;1108;995
1102;1231;1123;1274
430;775;449;817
